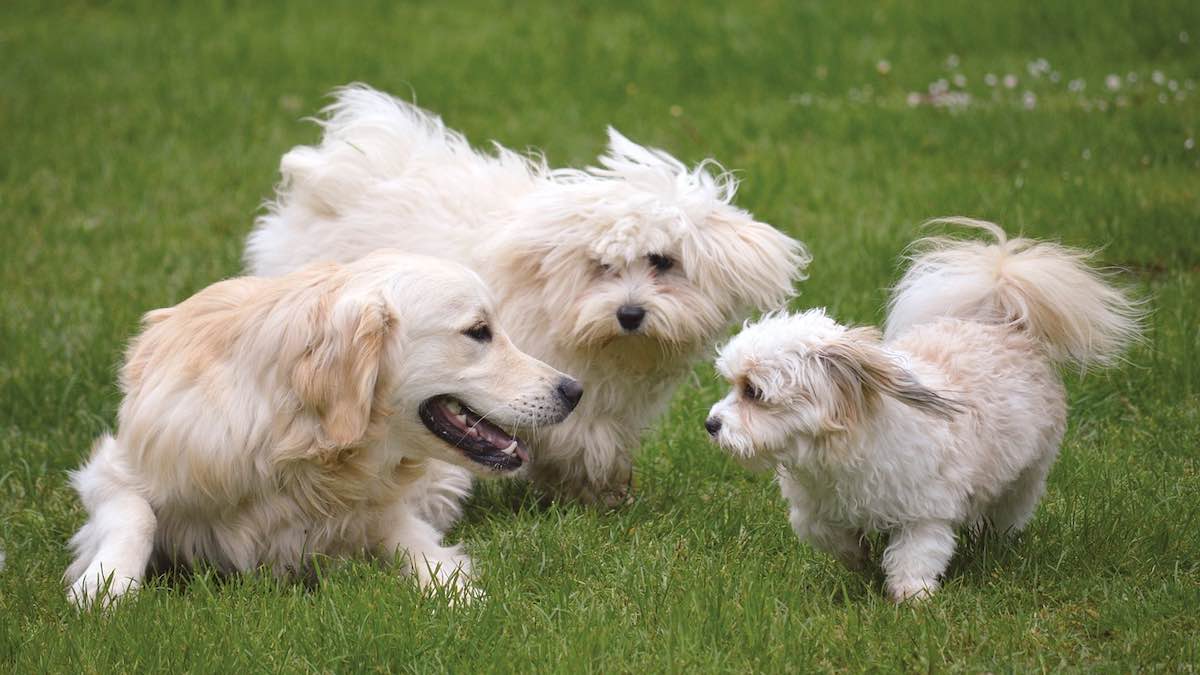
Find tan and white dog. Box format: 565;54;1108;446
705;219;1142;601
65;251;581;609
246;84;808;509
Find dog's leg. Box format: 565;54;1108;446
406;460;474;532
585;447;634;510
780;475;868;570
881;520;957;602
788;509;868;571
987;449;1058;535
374;503;478;603
66;439;156;609
533;420;636;509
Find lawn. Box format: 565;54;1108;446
2;0;1198;671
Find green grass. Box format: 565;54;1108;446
2;0;1199;671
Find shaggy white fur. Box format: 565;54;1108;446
247;84;808;508
65;251;581;609
706;219;1143;602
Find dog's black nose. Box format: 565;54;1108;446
616;305;646;331
704;417;722;436
557;377;584;411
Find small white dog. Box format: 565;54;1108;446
247;84;808;508
705;219;1142;601
65;251;581;609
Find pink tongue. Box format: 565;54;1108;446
515;445;530;463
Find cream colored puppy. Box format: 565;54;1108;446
65;251;581;609
706;219;1142;602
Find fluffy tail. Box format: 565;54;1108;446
884;217;1144;371
268;84;465;219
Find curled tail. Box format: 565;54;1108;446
884;217;1144;371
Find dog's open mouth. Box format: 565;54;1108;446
418;396;529;472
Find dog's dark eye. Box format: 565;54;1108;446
464;323;492;343
648;253;675;272
743;382;763;402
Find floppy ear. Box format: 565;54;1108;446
816;328;961;431
291;291;395;459
695;215;810;314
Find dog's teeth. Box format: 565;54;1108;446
454;414;468;426
466;427;479;437
501;441;518;455
448;401;462;414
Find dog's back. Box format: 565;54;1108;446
247;85;537;276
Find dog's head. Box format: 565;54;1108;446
280;251;582;476
704;310;960;471
494;129;809;366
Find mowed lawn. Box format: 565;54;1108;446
2;1;1198;671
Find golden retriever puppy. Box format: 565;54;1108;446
65;251;582;609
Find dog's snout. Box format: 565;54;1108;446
556;377;584;411
704;416;722;436
616;305;646;331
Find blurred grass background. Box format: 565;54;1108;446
1;0;1198;670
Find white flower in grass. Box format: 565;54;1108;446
1027;58;1049;78
953;74;967;88
1068;78;1086;93
1152;70;1166;85
1049;71;1061;83
1022;91;1037;109
1185;138;1195;151
940;92;971;110
1158;93;1169;104
1182;31;1191;44
1081;148;1092;160
946;54;960;69
1168;79;1179;92
1105;74;1121;91
906;92;922;107
984;73;998;87
1126;72;1138;84
876;59;892;75
929;79;949;95
1003;74;1018;89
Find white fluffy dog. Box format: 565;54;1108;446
705;219;1142;601
247;84;808;508
65;251;582;609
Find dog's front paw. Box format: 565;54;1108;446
887;577;939;604
67;564;139;611
412;554;481;605
597;483;634;510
